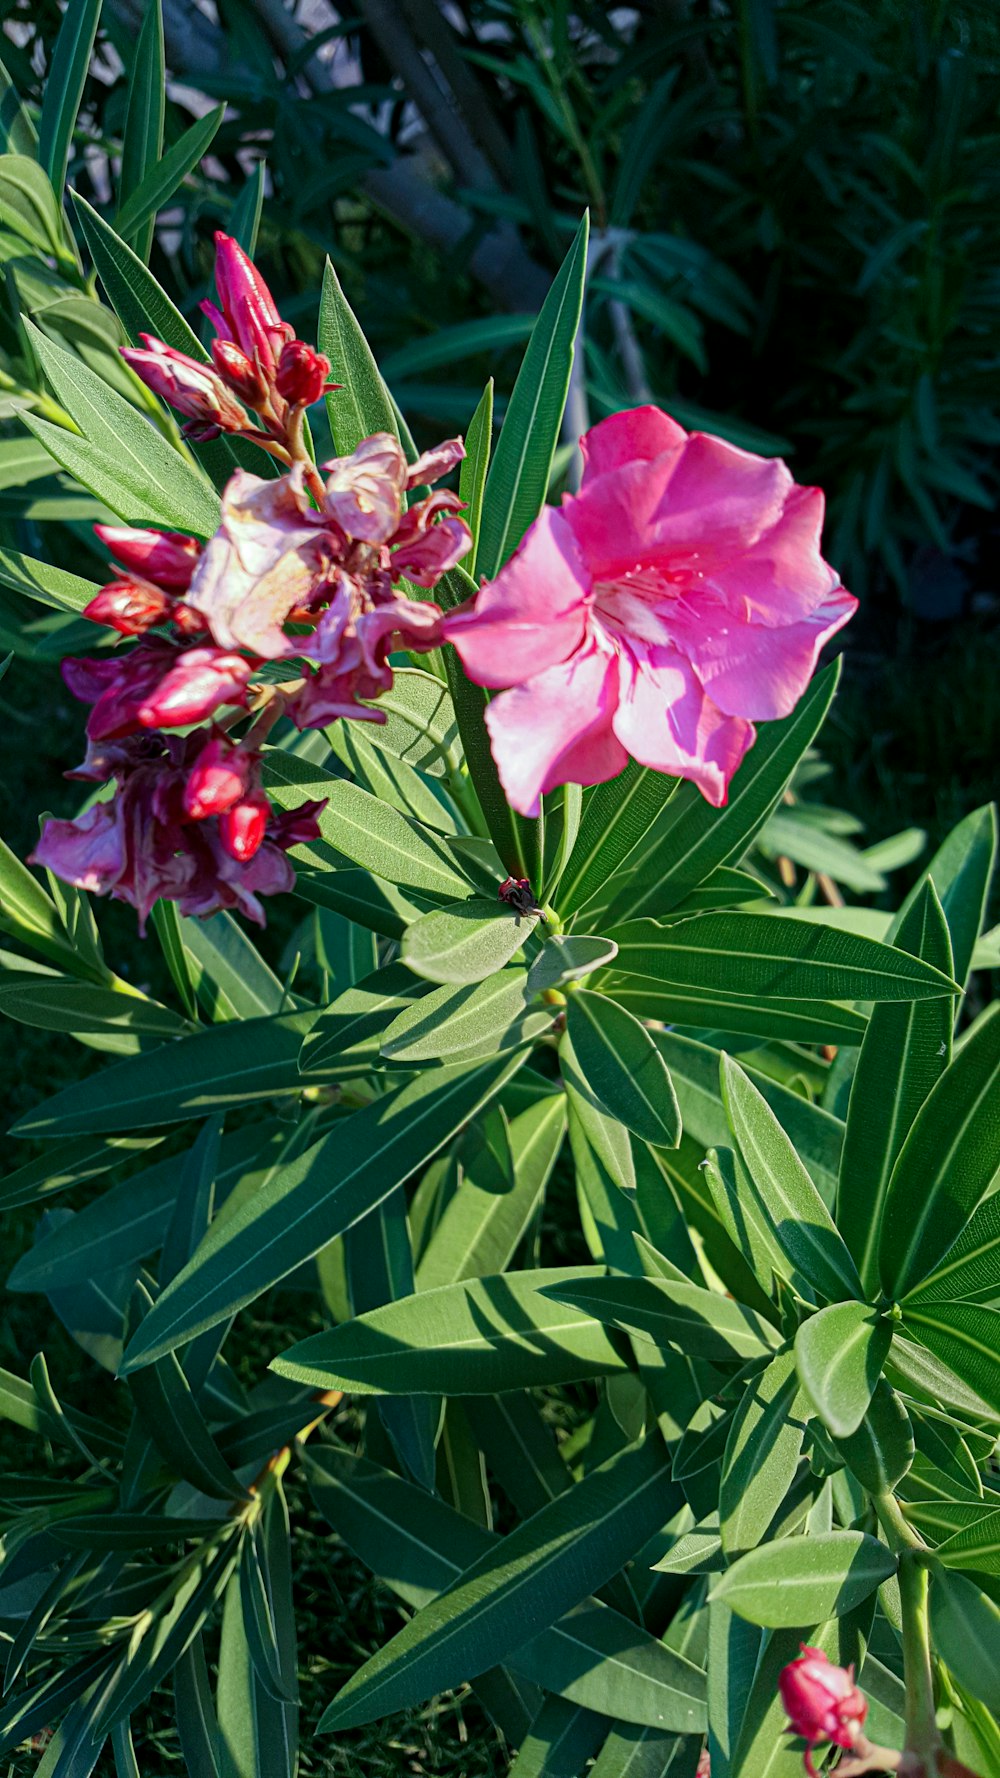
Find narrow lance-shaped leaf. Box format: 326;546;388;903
115;105;224;243
838;879;954;1292
120;1053;525;1370
794;1303;892;1440
880;1002;1000;1299
118;0;165;260
563;989;681;1148
459;378;493;575
709;1533;896;1629
719;1348;805;1557
318;255;399;453
37;0;102;195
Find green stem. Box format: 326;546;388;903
899;1551;940;1771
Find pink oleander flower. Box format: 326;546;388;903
779;1645;868;1778
443;405;857;817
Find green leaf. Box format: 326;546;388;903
720;1055;863;1302
572;978;866;1047
174;911;287;1022
459;379;493;574
887;1332;998;1423
0;59;38;157
0;1131;162;1213
120;1054;523;1369
719;1349;804;1556
930;1570;1000;1713
557;762;681;918
125;1282;247;1501
263;757;470;897
0;155;64;258
563;989;681;1148
239;1510;298;1704
0;970;187;1038
115;105;224;244
709;1533;896;1628
833;1381;914;1493
527;934;620;992
118;0;165;260
900;1302;1000;1418
509;1699;608;1776
880;1003;1000;1299
173;1636;221;1778
795;1304;892;1439
903;1191;1000;1309
477;214;588;579
380;969;552;1065
416;1093;566;1289
838;880;955;1294
603;664;841;923
402;896;537;983
541;1274;778;1365
216;1551;296;1778
347;1187;438;1491
304;1443;704;1732
361;667;461;779
604;910;958;1004
273;1265;628;1396
298;961;426;1075
24;324;220;537
934;1512;1000;1575
318;1433;703;1734
318;255;399;453
894;803;997;990
37;0;101;194
12;1011;317;1136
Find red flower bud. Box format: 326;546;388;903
122;337;247;431
211;338;270;408
213;232;287;374
83;580;173;636
183;736;254;821
94;526;202;591
219;791;270;862
135;647;252;729
779;1646;867;1772
275;340;332;407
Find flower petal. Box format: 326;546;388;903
671;583;857;721
611;639;755;807
580;404;686;485
484;640;626;818
444;508;590;688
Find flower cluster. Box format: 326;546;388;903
122;232;336;455
779;1646;868;1777
32;239;472;927
443;405;857;817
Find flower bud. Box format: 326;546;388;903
183;736;254;821
213;232;285;373
94;525;202;591
779;1646;867;1760
275;340;332;408
83;580;173;636
136;647;252;730
122;337;247;431
219;790;270;862
211;338;270;409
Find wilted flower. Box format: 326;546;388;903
443;405;857;816
779;1645;868;1777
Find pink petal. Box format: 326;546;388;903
444;508;590;688
709;485;842;625
671;583;857;721
30;803;125;893
484;640;626;817
611;640;755;807
580;405;686;485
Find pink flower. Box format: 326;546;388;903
184;465;333;658
121;336;247;433
696;1753;710;1778
443;406;856;817
779;1645;867;1778
94;526;201;591
31;801;126;893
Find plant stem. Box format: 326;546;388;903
899;1551;941;1772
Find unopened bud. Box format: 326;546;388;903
275;340;332;407
211;338;270;408
83;580;173;636
94;525;201;592
183;736;254;821
136;647;251;729
779;1646;867;1763
122;337;247;431
219;791;270;862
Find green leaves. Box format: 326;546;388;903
402;897;537;983
719;1056;864;1303
476;215;588;579
879;1002;1000;1299
115;106;224;245
563;990;681;1147
120;1054;523;1369
318;255;399;453
930;1570;1000;1714
604;910;958;1004
898;1303;1000;1418
317;1433;698;1733
272;1267;628;1396
719;1349;804;1556
710;1533;896;1628
24;322;220;536
265;761;470;898
37;0;101;194
118;0;165;261
794;1303;892;1439
381;970;552;1065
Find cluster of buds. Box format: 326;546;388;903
122;232;336;455
32;239;473;929
779;1647;869;1776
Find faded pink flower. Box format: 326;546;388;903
443;406;857;816
779;1645;867;1778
